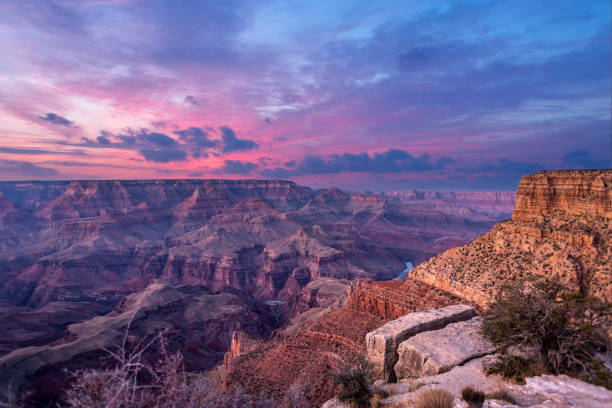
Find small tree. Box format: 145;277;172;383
482;279;611;388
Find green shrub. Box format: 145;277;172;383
461;386;485;406
414;388;454;408
482;279;612;388
485;354;537;383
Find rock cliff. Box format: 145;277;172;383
512;170;611;220
409;170;612;307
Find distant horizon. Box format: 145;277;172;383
0;0;609;190
0;174;524;192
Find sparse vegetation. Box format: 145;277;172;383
333;357;373;408
413;388;454;408
461;386;485;406
486;389;516;404
285;382;308;408
370;388;389;408
482;279;612;388
61;328;276;408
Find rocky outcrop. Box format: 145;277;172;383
506;374;612;408
365;304;476;381
394;316;495;379
348;280;464;320
409;170;612;306
512;170;611;221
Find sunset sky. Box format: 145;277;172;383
0;0;609;190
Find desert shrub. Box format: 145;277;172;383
61;329;276;408
486;389;516;404
482;279;612;388
285;382;308;408
414;388;454;408
370;388;389;408
334;357;373;408
460;386;485;406
484;354;544;383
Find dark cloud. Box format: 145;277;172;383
38;113;73;126
562;150;609;169
260;149;453;178
83;129;188;163
0;160;60;179
188;171;203;177
139;148;186;163
141;132;177;147
184;95;199;106
174;126;217;155
220;126;258;153
151;121;178;129
96;135;111;145
216;159;258;175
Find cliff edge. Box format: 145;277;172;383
409;170;612;307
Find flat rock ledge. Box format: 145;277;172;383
366;304;476;380
394;316;496;380
322;370;612;408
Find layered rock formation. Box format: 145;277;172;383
409;170;612;306
512;170;611;220
0;179;508;357
224;280;463;407
0;179;505;309
382;190;516;220
0;283;272;406
365;304;476;381
393;316;495;379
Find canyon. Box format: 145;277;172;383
1;170;608;407
0;179;513;406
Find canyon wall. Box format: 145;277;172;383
512;170;611;220
409;170;612;307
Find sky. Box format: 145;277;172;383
0;0;609;190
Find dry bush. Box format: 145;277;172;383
413;388;454;408
483;279;612;388
370;388;389;408
460;386;484;406
333;357;373;408
486;389;516;404
285;382;308;408
61;326;276;408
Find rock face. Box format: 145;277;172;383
509;374;612;408
365;304;476;381
0;283;271;407
225;279;464;407
383;190;516;220
347;280;464;320
394;316;495;379
512;170;612;220
409;170;612;306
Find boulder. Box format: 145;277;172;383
511;374;612;408
394;316;495;379
365;304;476;380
